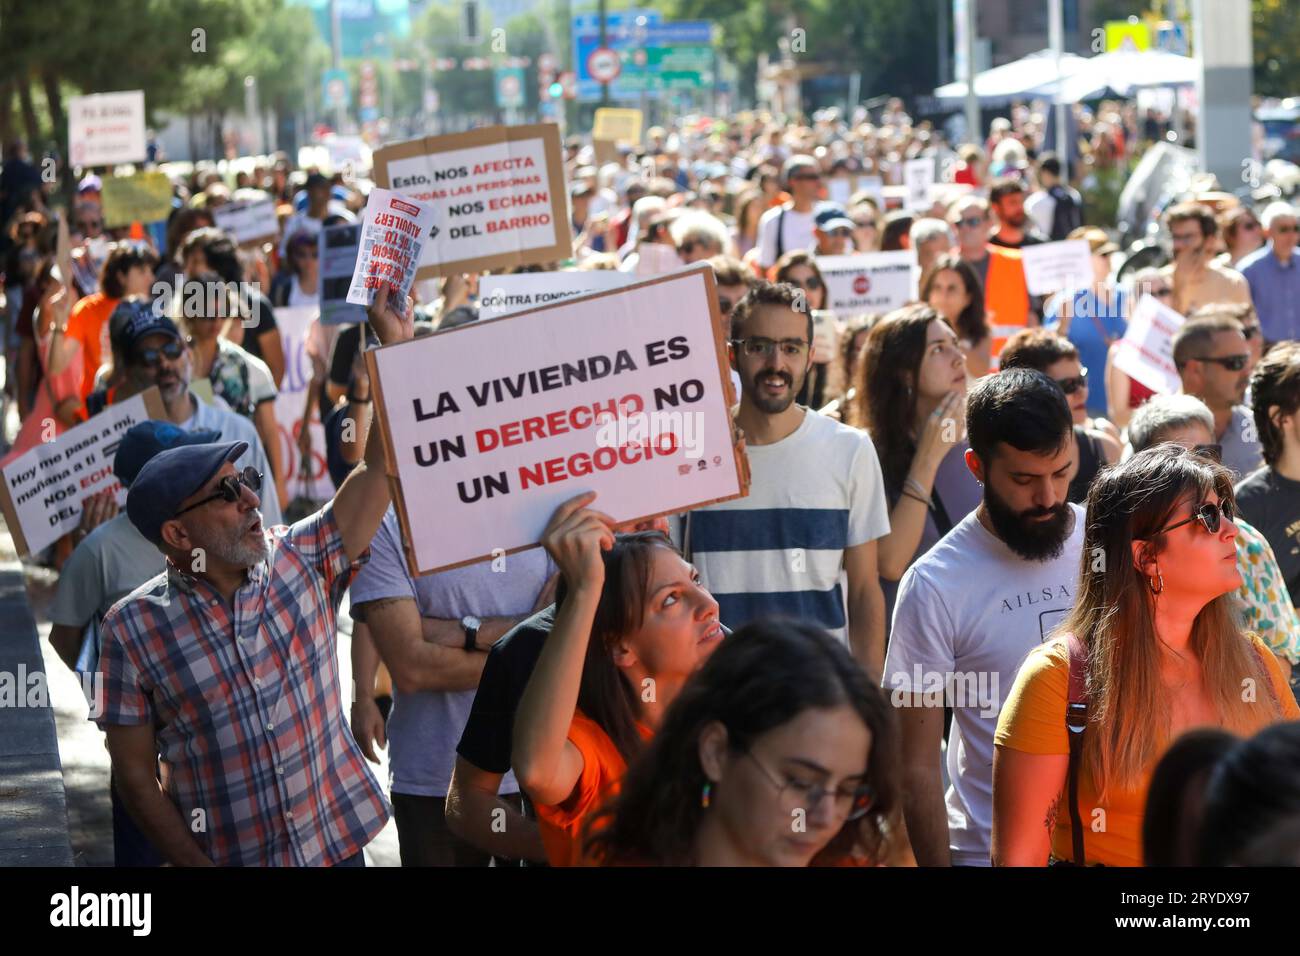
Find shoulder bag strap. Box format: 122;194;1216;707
775;206;786;261
1065;633;1089;866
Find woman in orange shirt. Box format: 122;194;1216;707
993;445;1299;866
512;492;725;866
584;620;902;866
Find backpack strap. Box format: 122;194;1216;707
775;206;787;261
1065;634;1088;866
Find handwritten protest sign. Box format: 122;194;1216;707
319;222;367;324
816;250;919;315
478;270;636;319
273;306;334;502
1111;293;1185;395
101;172;173;228
367;264;749;575
346;188;436;307
0;389;164;556
1020;239;1095;297
903;158;935;210
372;123;571;278
68;90;145;167
592;108;643;145
213;197;280;246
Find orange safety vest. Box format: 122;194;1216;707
984;246;1032;360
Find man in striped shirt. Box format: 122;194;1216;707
677;281;890;675
94;286;413;866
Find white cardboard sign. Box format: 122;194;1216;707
367;265;748;575
68;90;146;167
1020;239;1095;297
213;197;281;246
816;250;919;315
478;270;636;319
346;188;436;306
903;158;935;210
1111;293;1186;396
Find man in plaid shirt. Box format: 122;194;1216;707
94;286;413;866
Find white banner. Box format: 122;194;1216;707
213;197;280;246
368;265;746;575
1020;239;1095;297
273;306;335;502
1111;293;1186;396
68;90;146;167
478;270;636;319
816;250;919;315
903;158;935;210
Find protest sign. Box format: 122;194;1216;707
0;388;164;556
319;222;368;325
635;242;684;275
367;264;749;575
903;158;935;210
213;197;280;246
101;172;173;228
1020;239;1095;297
273;306;334;502
372;123;571;278
815;250;919;315
1111;293;1185;395
478;270;636;319
593;139;620;167
592;107;643;145
68;90;146;167
346;188;436;307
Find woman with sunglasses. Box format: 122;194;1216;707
773;252;835;409
1217;207;1265;270
512;493;725;867
269;231;319;309
993;445;1299;867
998;329;1120;504
583;620;902;866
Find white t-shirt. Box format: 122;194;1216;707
678;409;890;646
756;205;816;269
1024;187;1082;240
883;503;1085;866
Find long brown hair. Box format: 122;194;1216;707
853;304;951;494
583;620;900;865
919;254;987;347
555;531;680;763
1066;444;1283;795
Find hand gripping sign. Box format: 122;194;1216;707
366;264;750;576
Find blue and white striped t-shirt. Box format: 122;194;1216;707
677;409;890;645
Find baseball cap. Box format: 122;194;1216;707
110;299;181;357
126;440;250;546
814;204;854;231
113;421;222;486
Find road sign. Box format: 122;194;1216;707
587;47;621;84
495;67;525;110
322;68;350;110
538;53;558;73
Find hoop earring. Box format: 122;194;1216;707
701;781;713;809
1149;569;1164;595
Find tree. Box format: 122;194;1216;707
1254;0;1300;98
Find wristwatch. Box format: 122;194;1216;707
461;615;482;652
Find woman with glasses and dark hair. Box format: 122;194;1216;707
1216;206;1266;271
998;328;1121;503
774;251;833;409
583;620;902;866
512;493;725;866
270;231;319;309
921;254;991;378
993;445;1299;867
849;305;980;624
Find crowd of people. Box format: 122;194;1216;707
3;91;1300;868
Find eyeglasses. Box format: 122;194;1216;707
1193;353;1251;372
173;466;263;518
1152;498;1235;537
826;228;853;239
717;297;735;316
1274;224;1299;235
1171;231;1203;246
955;216;986;229
731;337;810;359
786;276;824;291
1151;287;1174;299
134;340;185;368
1054;367;1089;395
1193;443;1223;463
1240;324;1260;340
790;172;823;182
743;750;875;822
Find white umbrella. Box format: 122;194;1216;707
1048;49;1198;103
933;49;1090;105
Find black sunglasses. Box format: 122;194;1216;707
174;466;263;518
1153;499;1235;537
718;297;735;315
788;276;824;291
134;340;185;368
1240;325;1260;340
1194;353;1250;372
1054;367;1088;395
1193;443;1223;463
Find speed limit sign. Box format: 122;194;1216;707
587;46;621;84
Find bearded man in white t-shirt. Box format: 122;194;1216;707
884;368;1084;866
